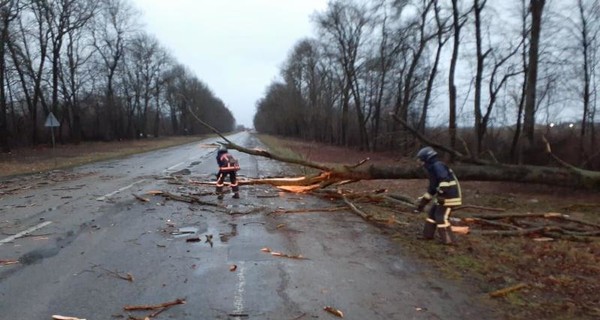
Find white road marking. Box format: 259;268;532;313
0;221;53;246
232;261;246;319
96;179;146;201
167;162;185;171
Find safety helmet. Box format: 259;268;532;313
416;146;437;162
217;145;228;154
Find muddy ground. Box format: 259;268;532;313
271;137;600;320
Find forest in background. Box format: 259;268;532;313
253;0;600;169
0;0;236;152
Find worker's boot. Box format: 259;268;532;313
216;186;224;200
420;221;436;240
437;227;456;245
232;185;240;199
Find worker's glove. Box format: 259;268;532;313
413;194;431;213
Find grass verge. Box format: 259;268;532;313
256;134;600;320
0;136;206;178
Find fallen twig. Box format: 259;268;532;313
124;298;186;311
160;192;218;206
0;259;19;266
341;194;372;221
453;205;506;212
271;206;347;214
323;306;344;318
463;217;522;230
261;247;307;260
489;283;528;298
132;194;150;202
101;267;134;282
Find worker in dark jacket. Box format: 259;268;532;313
414;146;462;244
216;146;240;200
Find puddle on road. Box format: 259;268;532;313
19;230;78;265
219;223;238;242
171;224;239;248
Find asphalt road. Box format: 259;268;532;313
0;132;499;320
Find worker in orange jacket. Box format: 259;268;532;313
216;146;240;200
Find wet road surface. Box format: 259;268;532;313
0;132;499;319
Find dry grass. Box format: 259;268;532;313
0;136;205;178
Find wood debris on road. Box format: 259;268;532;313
0;259;19;266
271;206;347;215
261;247;307;260
132;194;150;202
323;306;344;317
103;268;134;282
52;315;86;320
124;298;186;319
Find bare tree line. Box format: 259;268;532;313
253;0;600;169
0;0;235;153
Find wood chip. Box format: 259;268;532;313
132;194;150;202
52;315;87;320
451;226;469;234
0;259;19;266
324;306;344;317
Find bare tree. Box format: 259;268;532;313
0;0;21;152
472;0;490;156
9;0;53;145
419;0;450;134
123;32;169;138
315;0;371;149
523;0;546;148
509;0;530;163
448;0;468;156
571;0;600;165
471;0;523;156
395;0;435;132
44;0;95;141
92;0;137;140
59;5;98;143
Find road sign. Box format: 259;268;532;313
44;112;60;127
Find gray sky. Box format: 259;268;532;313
130;0;329;128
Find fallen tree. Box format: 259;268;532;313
221;141;598;189
185;95;600;189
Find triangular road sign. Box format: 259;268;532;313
44;112;60;127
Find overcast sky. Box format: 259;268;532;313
129;0;329;128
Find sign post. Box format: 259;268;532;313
44;112;60;166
